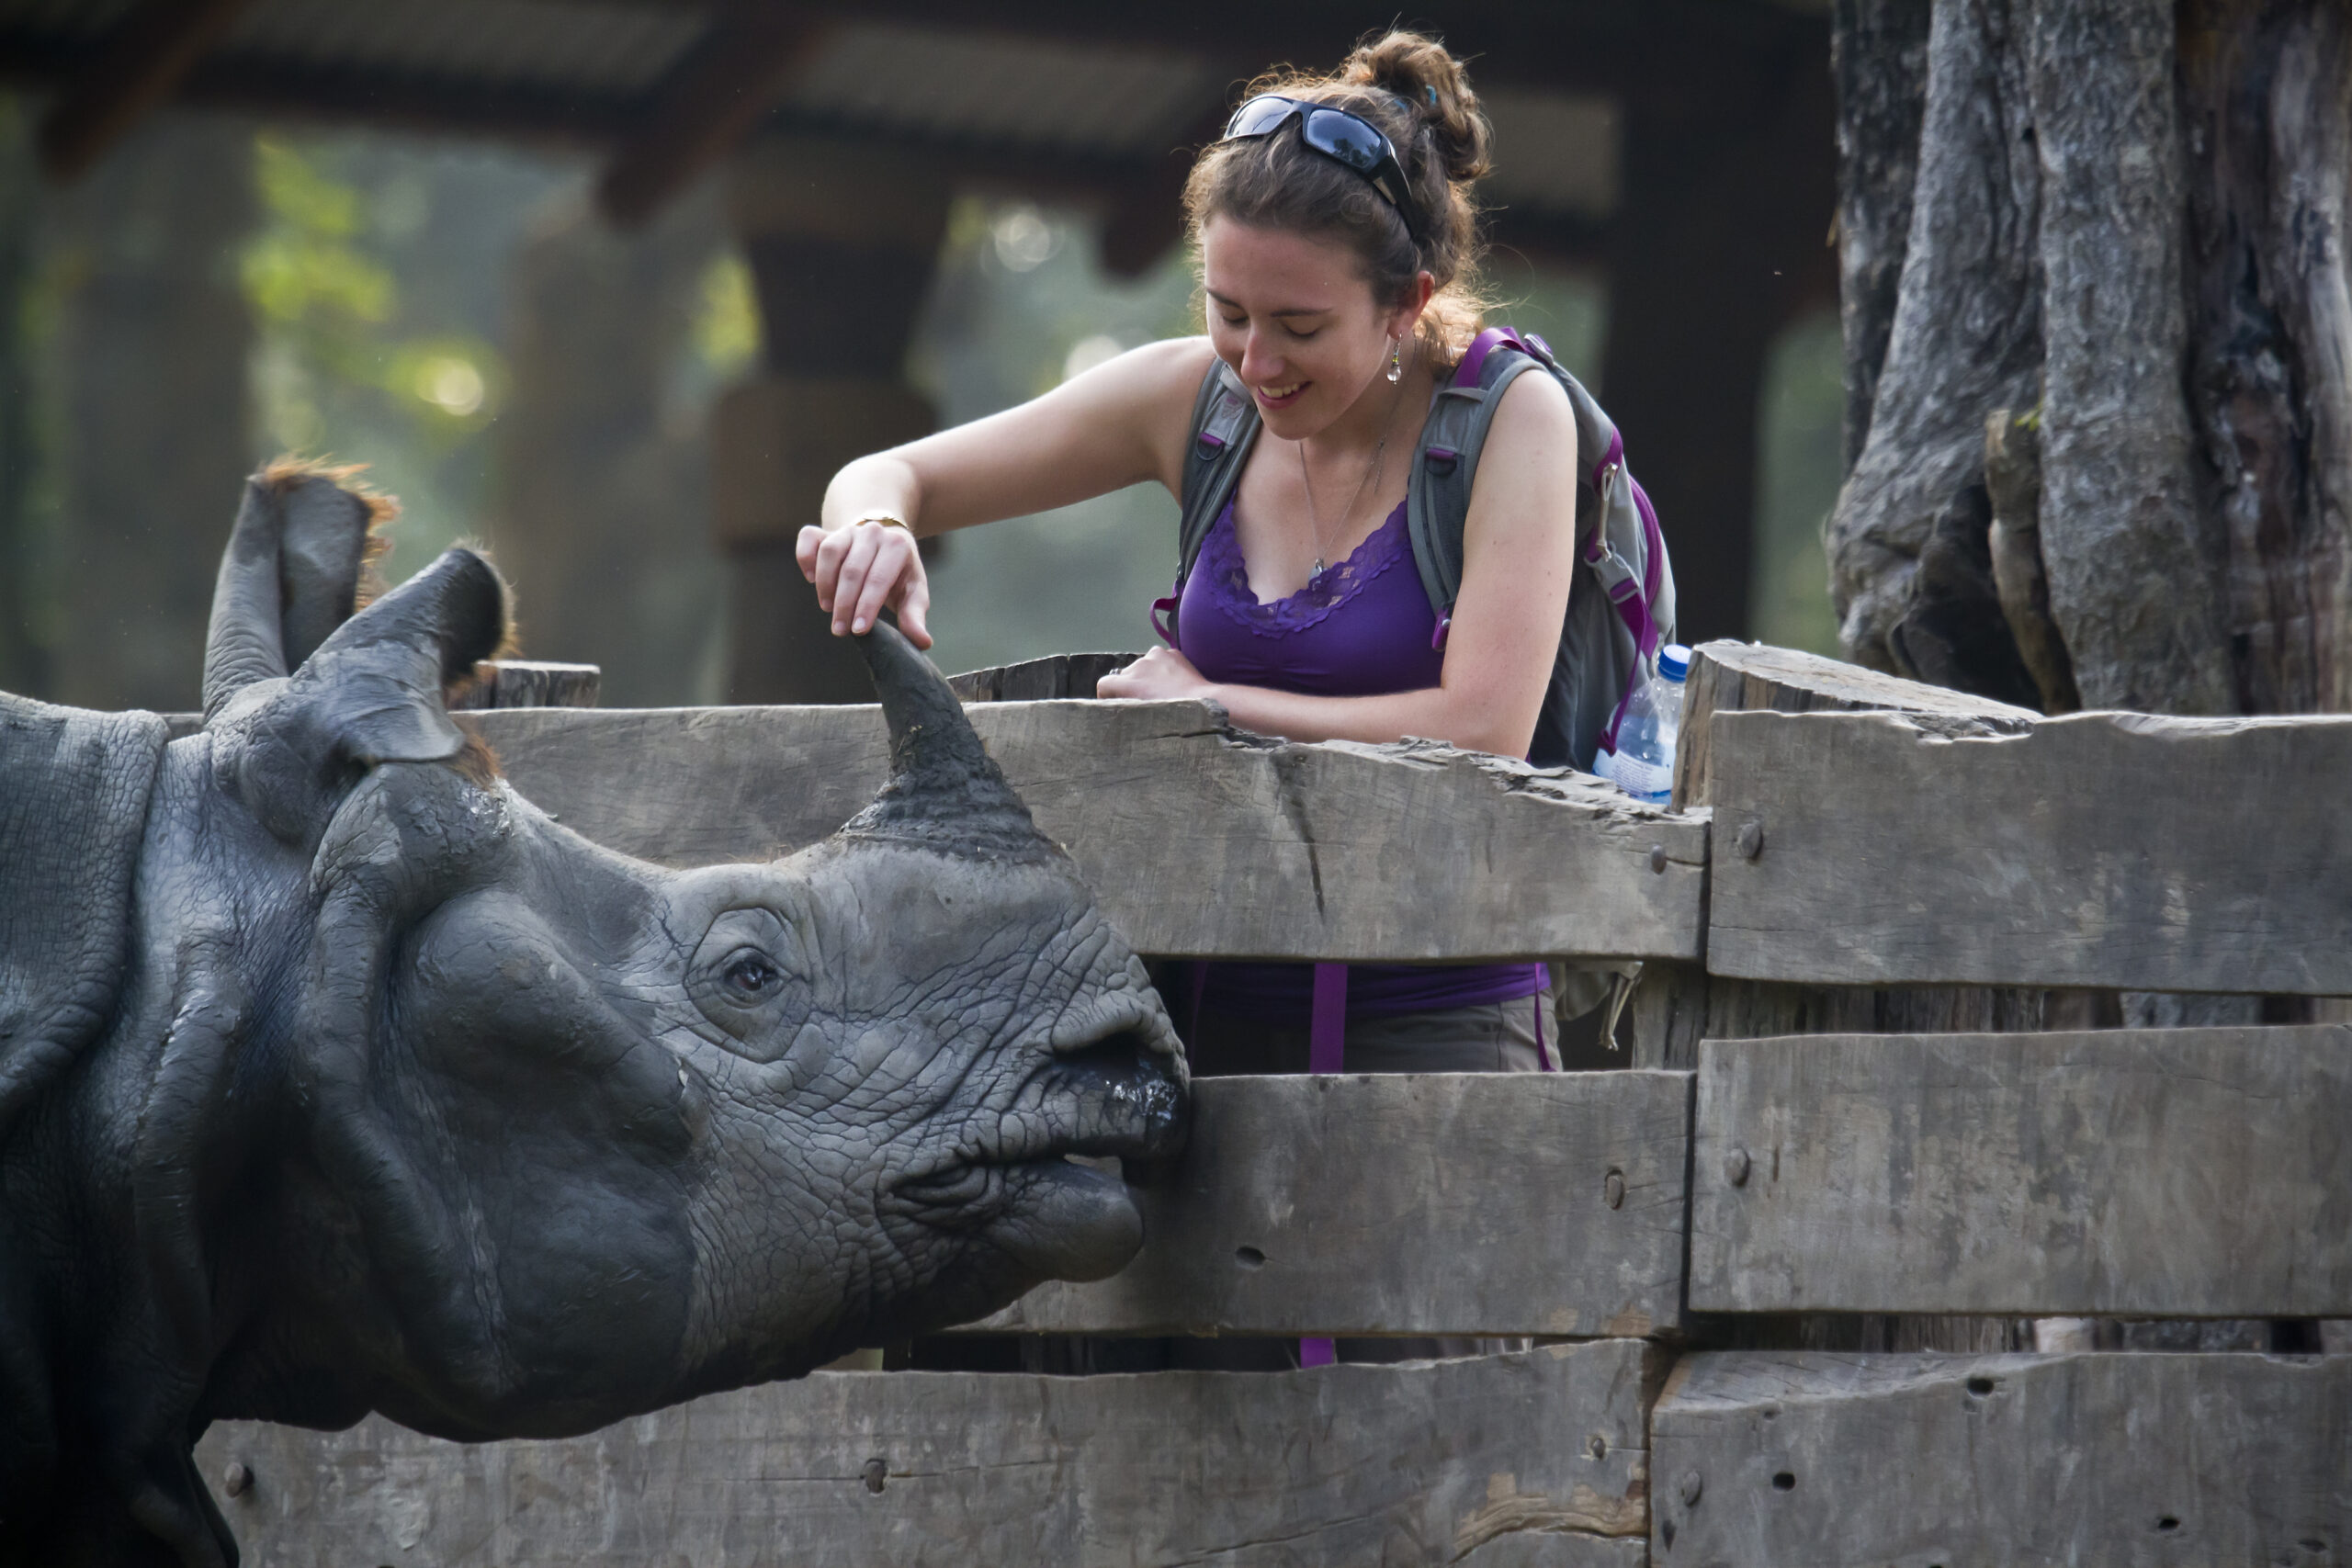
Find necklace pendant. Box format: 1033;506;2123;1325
1311;557;1327;580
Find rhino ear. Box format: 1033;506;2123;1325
216;547;511;844
203;463;393;721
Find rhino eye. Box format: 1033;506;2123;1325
720;949;782;1002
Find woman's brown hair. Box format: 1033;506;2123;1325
1183;30;1494;365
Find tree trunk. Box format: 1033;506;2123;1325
2179;0;2352;715
1831;0;1934;472
1826;0;2351;719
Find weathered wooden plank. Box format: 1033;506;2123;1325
450;658;602;710
946;651;1140;702
474;700;1708;962
1651;1350;2352;1565
1670;638;2036;810
973;1070;1690;1338
1690;1027;2352;1316
1706;705;2352;991
195;1341;1657;1568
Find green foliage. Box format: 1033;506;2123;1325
242;135;504;460
693;251;760;378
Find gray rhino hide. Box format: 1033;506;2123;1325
0;695;166;1129
0;695;169;1514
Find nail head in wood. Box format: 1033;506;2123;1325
1649;843;1668;874
1603;1168;1626;1209
1679;1470;1704;1506
1736;818;1764;859
221;1461;252;1498
862;1456;888;1494
1726;1147;1751;1187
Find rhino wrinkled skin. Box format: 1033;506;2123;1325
0;471;1187;1566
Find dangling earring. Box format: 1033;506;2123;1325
1386;335;1404;384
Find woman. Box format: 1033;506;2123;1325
798;31;1577;1083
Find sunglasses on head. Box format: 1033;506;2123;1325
1220;94;1426;242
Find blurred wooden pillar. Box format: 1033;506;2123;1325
714;142;947;704
46;115;254;711
1599;49;1836;645
497;187;726;707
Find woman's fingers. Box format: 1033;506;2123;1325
801;522;926;638
896;570;934;650
806;525;858;612
846;528;909;636
828;525;886;634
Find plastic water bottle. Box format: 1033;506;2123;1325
1592;644;1690;803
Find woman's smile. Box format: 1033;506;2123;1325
1254;378;1307;407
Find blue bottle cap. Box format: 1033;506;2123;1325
1658;644;1690;682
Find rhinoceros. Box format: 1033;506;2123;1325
0;468;1187;1566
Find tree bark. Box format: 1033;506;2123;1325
1831;0;1935;470
1825;0;2043;703
2180;0;2352;716
2028;0;2232;712
1828;0;2352;720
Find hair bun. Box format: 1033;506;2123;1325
1341;30;1491;185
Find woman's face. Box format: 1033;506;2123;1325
1200;217;1419;441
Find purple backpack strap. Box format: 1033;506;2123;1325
1452;325;1523;389
1581;428;1665;660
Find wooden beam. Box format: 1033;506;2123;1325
35;0;257;182
1651;1350;2352;1564
595;4;831;230
1704;705;2352;992
1690;1027;2352;1317
1671;637;2036;809
946;651;1142;702
448;660;602;712
472;699;1710;963
972;1070;1690;1338
196;1341;1658;1567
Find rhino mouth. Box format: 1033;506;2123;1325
890;1027;1187;1282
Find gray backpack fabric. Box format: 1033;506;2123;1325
1166;328;1675;771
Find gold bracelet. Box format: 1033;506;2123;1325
854;514;913;533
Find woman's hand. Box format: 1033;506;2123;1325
1097;646;1216;702
796;520;933;649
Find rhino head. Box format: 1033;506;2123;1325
0;469;1184;1566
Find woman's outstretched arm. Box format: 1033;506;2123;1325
799;337;1214;647
1098;367;1577;760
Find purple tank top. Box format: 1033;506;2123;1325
1176;497;1544;1022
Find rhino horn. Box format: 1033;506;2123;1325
842;619;1057;861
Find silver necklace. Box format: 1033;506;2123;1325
1297;430;1387;581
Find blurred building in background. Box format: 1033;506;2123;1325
0;0;1842;711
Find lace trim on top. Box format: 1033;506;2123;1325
1200;499;1413;636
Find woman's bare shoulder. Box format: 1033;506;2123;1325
1076;336;1223;491
1484;356;1576;443
1094;335;1221;405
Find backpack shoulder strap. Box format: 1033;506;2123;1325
1178;362;1260;576
1158;359;1261;645
1403;329;1546;623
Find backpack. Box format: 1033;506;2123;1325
1160;326;1676;772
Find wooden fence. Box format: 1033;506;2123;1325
192;641;2352;1566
